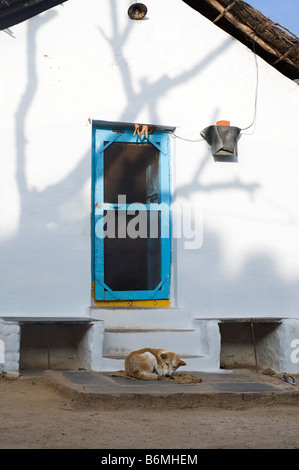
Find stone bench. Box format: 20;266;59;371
218;317;299;374
0;317;104;377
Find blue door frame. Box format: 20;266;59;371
92;126;172;301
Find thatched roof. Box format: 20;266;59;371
183;0;299;80
0;0;298;80
0;0;67;29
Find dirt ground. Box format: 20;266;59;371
1;373;299;450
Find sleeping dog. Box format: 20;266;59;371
125;348;186;380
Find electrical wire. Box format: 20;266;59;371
171;132;205;142
171;43;259;140
241;44;259;131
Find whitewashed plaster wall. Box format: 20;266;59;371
0;0;299;319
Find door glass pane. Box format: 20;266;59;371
104;142;160;204
104;211;161;291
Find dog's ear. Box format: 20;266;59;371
179;360;187;367
160;353;168;360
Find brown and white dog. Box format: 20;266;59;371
125;348;186;381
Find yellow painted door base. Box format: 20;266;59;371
91;282;170;307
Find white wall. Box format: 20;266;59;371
0;0;299;319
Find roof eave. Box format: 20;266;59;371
0;0;67;30
183;0;299;81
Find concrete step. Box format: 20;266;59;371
103;328;202;358
90;308;192;330
91;310;221;372
100;354;213;372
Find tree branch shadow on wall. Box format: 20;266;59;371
97;3;299;317
1;11;91;314
1;2;298;318
98;0;234;125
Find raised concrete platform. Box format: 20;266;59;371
42;369;299;409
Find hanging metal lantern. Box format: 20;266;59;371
201;123;241;157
